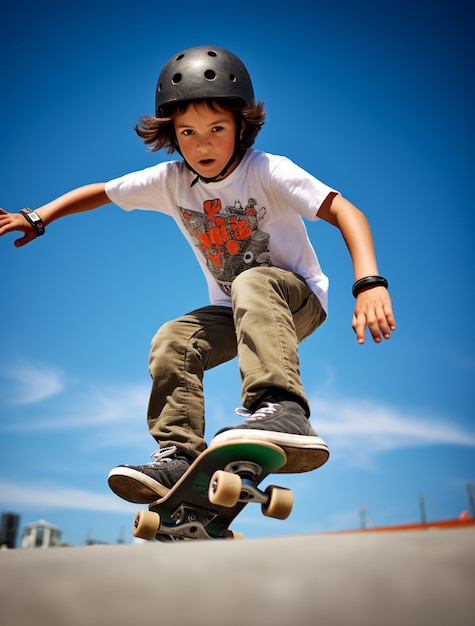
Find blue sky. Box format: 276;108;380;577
1;0;474;545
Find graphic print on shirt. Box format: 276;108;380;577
179;197;273;296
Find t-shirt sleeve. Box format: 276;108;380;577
104;162;176;213
268;157;339;220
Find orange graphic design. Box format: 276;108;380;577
179;197;271;295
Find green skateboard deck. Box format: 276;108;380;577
132;439;292;541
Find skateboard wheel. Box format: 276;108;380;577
262;486;293;520
208;470;242;507
133;509;161;540
221;530;245;540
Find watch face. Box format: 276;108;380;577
29;212;41;223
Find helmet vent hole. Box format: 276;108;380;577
207;51;217;57
176;54;185;61
204;69;216;81
172;73;182;85
229;74;237;83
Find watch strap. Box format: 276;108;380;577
19;208;45;236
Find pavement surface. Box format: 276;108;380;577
1;526;474;626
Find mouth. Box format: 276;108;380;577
198;159;215;168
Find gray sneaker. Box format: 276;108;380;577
107;446;191;504
210;401;329;473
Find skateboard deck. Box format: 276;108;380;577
132;439;292;542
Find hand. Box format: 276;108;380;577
0;208;38;247
352;286;396;344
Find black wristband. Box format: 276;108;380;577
19;208;45;236
352;275;388;298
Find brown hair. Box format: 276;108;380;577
134;98;265;154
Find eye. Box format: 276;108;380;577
212;125;224;133
181;129;194;136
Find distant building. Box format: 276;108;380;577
21;520;62;549
0;512;20;549
85;529;110;546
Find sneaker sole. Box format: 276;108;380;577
209;430;330;473
107;467;169;504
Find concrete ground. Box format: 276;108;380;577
1;526;474;626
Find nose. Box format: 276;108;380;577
195;135;212;152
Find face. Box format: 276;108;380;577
174;102;243;180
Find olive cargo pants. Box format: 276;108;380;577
147;267;326;458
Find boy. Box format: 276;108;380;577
0;46;395;503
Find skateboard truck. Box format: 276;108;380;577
134;506;216;541
172;503;217;528
209;467;293;519
209;460;263;506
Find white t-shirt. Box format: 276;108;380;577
105;149;337;312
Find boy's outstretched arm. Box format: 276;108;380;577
0;183;110;248
318;192;396;344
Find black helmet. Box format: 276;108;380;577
155;45;255;117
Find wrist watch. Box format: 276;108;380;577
19;208;45;236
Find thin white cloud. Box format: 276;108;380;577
1;382;150;432
2;359;474;464
310;395;475;463
1;360;67;405
0;480;134;513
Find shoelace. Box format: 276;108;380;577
146;446;178;467
235;402;279;423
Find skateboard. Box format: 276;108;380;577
132;439;293;542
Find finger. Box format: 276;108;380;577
384;305;397;332
0;210;10;226
368;320;382;343
375;303;397;340
376;311;392;340
363;308;386;344
352;312;367;344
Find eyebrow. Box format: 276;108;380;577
175;118;232;130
